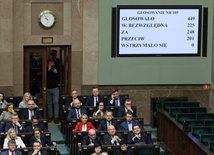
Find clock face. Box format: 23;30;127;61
39;10;56;29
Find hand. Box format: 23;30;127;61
113;135;121;141
32;149;39;155
15;122;21;127
53;68;57;74
111;94;115;100
53;142;57;146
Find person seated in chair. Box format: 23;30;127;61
120;112;144;131
92;102;106;119
107;89;126;106
65;89;83;107
102;125;124;145
67;98;87;121
91;143;102;155
113;140;134;155
97;111;120;131
28;140;49;155
85;87;104;107
5;114;25;133
0;140;23;155
0;91;8;109
127;125;153;145
21;99;43;120
73;114;96;133
29;128;56;147
82;129;102;145
25;115;48;132
117;99;137;117
3;128;26;149
0;102;17;121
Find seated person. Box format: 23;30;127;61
1;140;23;155
67;98;87;121
102;125;124;145
82;129;102;145
85;87;104;107
28;140;49;155
127;125;153;145
19;92;38;108
5;114;25;133
21;99;42;120
25;115;48;132
107;89;125;106
91;143;102;155
113;140;134;155
117;99;137;117
29;128;56;147
66;89;83;107
120;112;144;131
97;111;120;131
92;102;106;118
73;114;96;133
0;91;8;108
0;102;17;121
3;128;26;148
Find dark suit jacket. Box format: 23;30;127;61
102;133;124;145
117;106;137;117
113;149;134;155
85;95;104;106
120;120;144;131
5;122;25;133
26;123;48;132
82;135;102;145
0;150;22;155
97;120;120;131
28;151;49;155
67;108;87;121
21;108;43;120
107;96;125;106
29;135;54;147
65;97;83;106
73;122;96;133
127;132;153;144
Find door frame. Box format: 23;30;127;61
24;45;71;118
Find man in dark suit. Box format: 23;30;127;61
85;87;104;106
117;99;137;117
97;111;120;131
82;129;102;145
107;89;125;106
65;89;83;106
0;140;23;155
127;125;153;145
25;115;48;132
28;140;49;155
120;111;143;131
21;99;43;120
102;125;124;145
5;114;25;133
67;98;87;121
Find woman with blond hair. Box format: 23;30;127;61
19;92;38;108
0;102;16;121
73;114;96;133
3;128;26;148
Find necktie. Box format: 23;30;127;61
107;121;111;126
115;98;119;106
94;97;97;107
14;124;18;133
76;109;80;118
12;152;14;155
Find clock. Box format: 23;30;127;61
38;10;56;29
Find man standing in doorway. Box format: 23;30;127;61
47;59;60;124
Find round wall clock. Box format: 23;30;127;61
38;10;56;29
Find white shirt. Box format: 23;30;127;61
3;137;26;149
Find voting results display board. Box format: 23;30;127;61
116;5;202;57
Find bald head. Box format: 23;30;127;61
88;129;96;140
